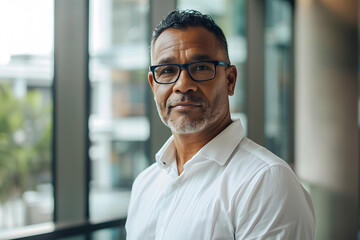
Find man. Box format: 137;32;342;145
126;10;315;239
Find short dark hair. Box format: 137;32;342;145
151;9;229;57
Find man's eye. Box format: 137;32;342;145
195;65;210;71
192;64;212;72
158;66;178;75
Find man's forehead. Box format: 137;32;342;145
151;27;219;62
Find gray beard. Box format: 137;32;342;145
155;99;224;135
167;116;208;134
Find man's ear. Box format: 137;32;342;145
148;71;155;93
226;65;237;96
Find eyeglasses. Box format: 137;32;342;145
149;60;229;84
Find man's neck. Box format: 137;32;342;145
173;117;233;175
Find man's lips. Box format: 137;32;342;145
170;101;202;110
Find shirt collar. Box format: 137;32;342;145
197;119;245;165
155;135;176;170
155;119;245;169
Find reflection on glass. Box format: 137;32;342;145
177;0;247;132
264;0;292;162
0;0;54;230
89;0;150;220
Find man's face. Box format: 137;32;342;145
149;26;236;135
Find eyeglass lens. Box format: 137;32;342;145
154;62;216;83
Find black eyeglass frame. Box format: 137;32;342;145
149;60;230;84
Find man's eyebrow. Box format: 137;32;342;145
155;55;212;65
156;57;176;65
190;55;212;61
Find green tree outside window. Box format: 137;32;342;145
0;83;52;227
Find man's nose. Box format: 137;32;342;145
172;68;197;93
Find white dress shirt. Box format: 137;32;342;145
126;119;315;240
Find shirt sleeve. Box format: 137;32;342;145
235;165;315;240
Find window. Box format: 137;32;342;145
0;1;300;239
0;0;54;230
264;0;292;162
89;0;150;220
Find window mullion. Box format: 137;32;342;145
54;0;89;223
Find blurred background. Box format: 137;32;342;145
0;0;358;239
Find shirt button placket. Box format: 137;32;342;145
156;180;180;240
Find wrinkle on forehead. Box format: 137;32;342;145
151;27;222;64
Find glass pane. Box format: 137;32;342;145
0;0;54;230
177;0;248;132
264;0;292;162
89;0;150;220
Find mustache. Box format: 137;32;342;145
167;93;205;109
